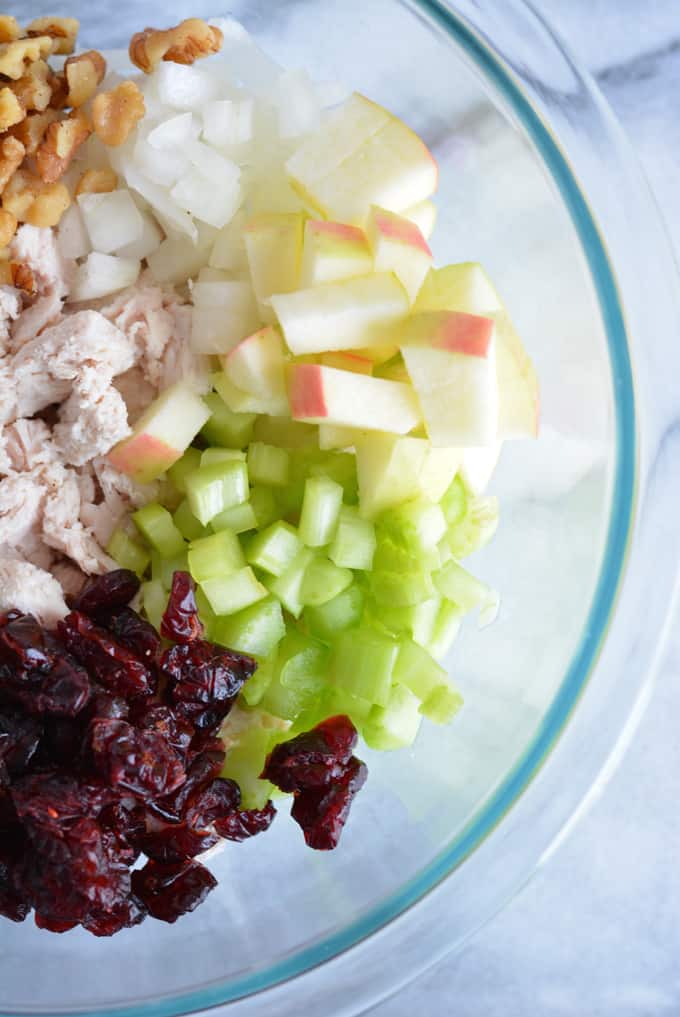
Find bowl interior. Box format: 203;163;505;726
1;1;628;1013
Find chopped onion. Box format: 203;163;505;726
77;189;144;255
171;165;241;229
69;252;140;302
147;112;200;150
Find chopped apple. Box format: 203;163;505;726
271;272;408;355
400;311;498;447
299;219;373;287
366;205;432;304
420;447;463;503
288;364;421;434
494;311;539;439
108;382;210;484
320;352;373;375
354;433;431;518
244;212;305;320
414;262;502;314
402;199;437;240
213;371;289;417
318;423;365;450
222;326;287;401
286;92;438;224
460;444;502;494
190;280;260;355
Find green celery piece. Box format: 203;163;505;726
249;486;279;529
200;566;267;615
201;392;256;448
188;529;245;582
252;415;319;449
419;684;464;724
200;447;247;467
446;495;499;560
173;499;207;542
393;637;449;702
106;529;150;577
300;557;353;607
304;585;365;639
274;478;306;520
299;475;343;547
363;683;422;750
185;460;248;526
328;506;376;570
240;653;277;707
308;452;358;504
247;442;290;486
379;498;447;554
245;521;301;577
151;550;190;591
369;568;435;608
440;475;467;526
266;547;316;618
132;503;186;558
427;600;464;661
193;584;216;639
167;447;202;494
141;579;166;631
221;726;276;809
212;597;285;658
261;630;329;721
330;627;398;707
432;560;490;612
211;500;258;534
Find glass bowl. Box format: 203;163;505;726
3;1;680;1015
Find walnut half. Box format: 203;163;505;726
92;80;145;147
3;169;71;228
129;18;222;74
11;60;54;113
0;37;53;81
35;109;92;184
26;17;80;56
0;15;20;44
0;87;25;132
64;50;107;108
0;209;17;248
0;136;25;195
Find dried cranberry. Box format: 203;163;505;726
58;612;155;699
90;719;186;800
161;572;204;644
0;615;59;673
149;744;225;824
262;715;357;792
34;913;78;933
88;691;129;721
139;825;219;863
290;756;367;851
0;710;42;776
0;836;29;923
99;802;147;847
82;895;147;937
102;607;161;662
134;705;194;763
214;801;276;842
131;859;216;923
11;773;115;831
184;778;241;830
38;717;84;767
162;641;255;727
72;570;140;616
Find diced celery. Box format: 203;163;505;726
300;557;353;607
247;442;290;486
363;683;422;750
411;596;443;647
432;560;490;612
427;601;463;660
419;684;464;724
328;506;376;570
185;460;249;525
308;452;358;503
369;569;435;607
252;415;318;449
221;726;276;809
266;547;316;618
440;475;467;525
201;392;256;448
330;627;398;707
249;486;279;529
304;585;365;639
380;499;447;554
393;637;448;702
200;447;247;467
446;495;499;559
273;479;305;520
188;529;245;582
210;501;258;534
141;579;166;631
132;504;186;558
246;521;301;577
151;550;190;591
261;629;329;721
173;499;207;542
194;584;216;639
240;653;277;707
298;475;343;547
200;566;267;615
167;447;202;493
213;596;285;657
106;529;150;577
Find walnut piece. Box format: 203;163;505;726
47;68;68;110
10;60;53;112
0;136;25;195
0;261;11;285
64;50;107;107
0;37;53;80
0;15;20;43
0;86;25;131
75;167;118;196
0;209;17;248
11;262;36;294
3;169;71;227
92;80;145;147
9;109;58;155
36;109;92;184
25;16;80;55
129;18;222;74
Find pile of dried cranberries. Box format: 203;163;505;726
0;569;366;936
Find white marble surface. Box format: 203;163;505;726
373;2;680;1014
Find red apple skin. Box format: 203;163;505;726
307;220;368;247
108;432;180;483
289;364;328;419
373;209;432;256
432;312;494;358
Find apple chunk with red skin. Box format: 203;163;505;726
300;219;372;286
400;311;499;447
289;363;421;434
222;326;287;401
366;205;432;304
108;382;211;483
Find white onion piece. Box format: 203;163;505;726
208;210;248;273
133;136;190;187
186;141;239;186
190;280;260;353
123;164;197;241
57;203;91;260
147;112;200;150
116;209;164;260
77;189;144;255
171;166;241;229
156;62;221;111
276;69;321;139
209;17;282;94
68;253;140;302
202;99;254;150
146;225;215;285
